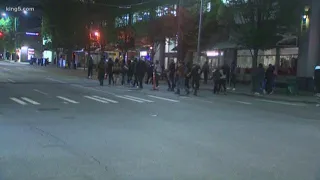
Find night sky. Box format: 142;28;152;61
1;0;42;32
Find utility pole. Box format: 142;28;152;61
86;0;91;71
14;17;17;61
196;0;203;64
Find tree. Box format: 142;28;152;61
0;17;14;53
41;0;88;60
201;0;229;49
226;0;302;68
133;12;178;61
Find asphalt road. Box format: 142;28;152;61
1;61;320;180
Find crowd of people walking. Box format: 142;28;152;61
87;56;320;99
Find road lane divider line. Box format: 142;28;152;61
2;67;10;71
7;79;15;83
147;95;179;102
57;96;79;104
235;101;252;105
21;97;40;105
33;89;48;95
115;95;144;103
10;97;27;105
46;77;66;83
123;95;154;102
84;96;109;103
256;99;306;106
92;96;118;103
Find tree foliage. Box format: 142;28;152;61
41;0;88;51
226;0;302;67
0;17;14;52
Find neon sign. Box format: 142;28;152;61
26;32;39;36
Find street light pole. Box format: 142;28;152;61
14;16;17;61
196;0;203;64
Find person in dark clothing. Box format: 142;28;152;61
175;61;188;95
97;59;106;86
135;59;147;89
219;68;227;94
185;61;192;90
168;60;176;91
127;60;133;84
265;64;275;94
213;68;221;94
202;61;209;84
221;63;230;85
121;60;128;85
132;58;138;87
146;61;153;84
154;60;162;87
190;64;201;95
107;58;114;85
87;56;94;78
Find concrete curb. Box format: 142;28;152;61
200;87;319;104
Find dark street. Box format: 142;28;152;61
1;61;320;180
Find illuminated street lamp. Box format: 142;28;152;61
23;10;28;15
94;31;100;37
1;12;6;17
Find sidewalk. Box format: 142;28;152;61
2;59;30;65
43;66;319;104
195;82;318;104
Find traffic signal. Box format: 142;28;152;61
0;31;3;38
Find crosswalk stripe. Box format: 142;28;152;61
115;95;144;103
147;95;179;102
7;79;15;83
10;97;27;105
57;96;79;103
123;95;154;102
92;96;118;103
21;97;40;105
84;96;109;103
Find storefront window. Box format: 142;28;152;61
156;5;176;17
115;14;129;27
165;38;177;53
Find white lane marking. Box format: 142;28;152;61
57;96;79;104
84;96;109;103
10;97;27;105
257;99;306;106
7;79;15;83
116;95;144;103
2;67;10;71
92;96;118;103
21;97;40;105
147;95;179;102
46;77;66;83
72;85;117;96
33;89;48;95
235;101;252;105
123;95;154;102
